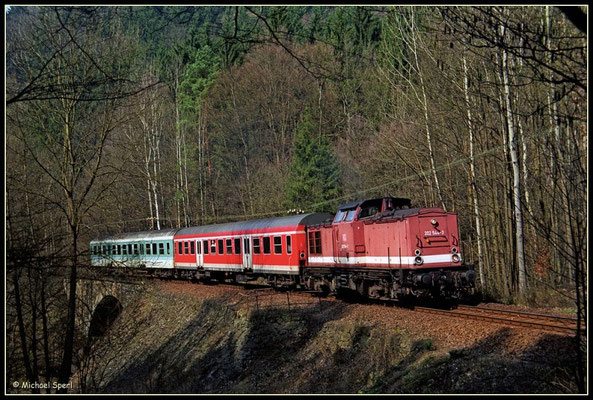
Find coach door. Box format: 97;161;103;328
242;236;253;270
196;239;204;268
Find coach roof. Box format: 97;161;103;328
91;228;178;243
176;212;333;236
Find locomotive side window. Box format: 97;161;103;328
226;239;232;254
286;235;292;254
273;236;282;254
167;242;170;255
308;231;322;254
218;239;224;254
234;238;241;254
253;238;261;254
263;237;271;254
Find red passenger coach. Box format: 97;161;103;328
172;213;332;283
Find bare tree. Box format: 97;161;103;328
6;6;142;391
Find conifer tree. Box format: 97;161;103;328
285;108;341;212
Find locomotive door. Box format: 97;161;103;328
242;236;253;270
332;226;340;264
196;240;203;268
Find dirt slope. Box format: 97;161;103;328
80;281;580;394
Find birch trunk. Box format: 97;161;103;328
500;23;526;297
410;12;446;211
463;53;485;289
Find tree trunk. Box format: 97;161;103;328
500;23;526;297
463;53;485;290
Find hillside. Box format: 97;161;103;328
80;281;579;394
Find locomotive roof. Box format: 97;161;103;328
91;228;178;243
176;212;333;236
338;197;412;211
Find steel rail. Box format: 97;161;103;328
414;306;580;335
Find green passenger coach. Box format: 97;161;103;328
90;229;178;269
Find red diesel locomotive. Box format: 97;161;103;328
91;196;476;299
303;197;476;299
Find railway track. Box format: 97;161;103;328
414;304;582;335
81;269;584;336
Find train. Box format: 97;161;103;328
90;196;477;300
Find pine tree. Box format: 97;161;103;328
285;108;341;212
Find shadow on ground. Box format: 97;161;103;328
86;289;579;394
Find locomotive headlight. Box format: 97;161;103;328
430;219;438;226
452;253;461;263
414;249;421;256
451;247;457;254
414;256;423;265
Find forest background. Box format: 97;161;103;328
5;5;587;392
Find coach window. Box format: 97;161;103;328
167;242;170;255
203;240;209;255
226;239;232;254
147;243;152;255
122;245;127;255
190;241;195;255
253;237;261;254
159;243;164;255
127;244;132;255
151;243;156;255
210;240;216;254
263;237;271;255
234;238;241;254
286;235;292;254
184;241;189;255
133;244;139;255
274;236;282;254
177;242;182;255
218;239;224;254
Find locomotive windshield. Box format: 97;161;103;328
345;209;356;222
333;209;347;223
